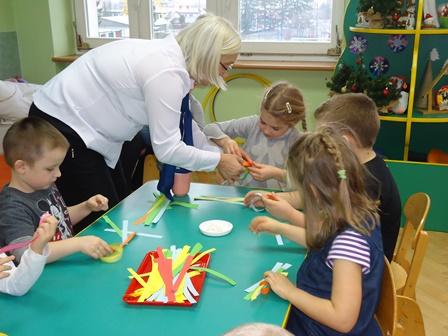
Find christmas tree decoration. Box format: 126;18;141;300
423;0;440;28
357;0;402;28
438;3;448;28
369;56;390;77
367;76;402;112
387;35;408;53
416;48;439;109
349;35;368;54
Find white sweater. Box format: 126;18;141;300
0;247;48;296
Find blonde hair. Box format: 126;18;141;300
262;82;307;131
314;93;379;148
3;117;69;167
224;323;293;336
176;13;241;89
287;126;378;249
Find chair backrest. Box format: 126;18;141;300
394;192;430;298
376;256;397;336
396;295;426;336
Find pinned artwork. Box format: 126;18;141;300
436;85;448;110
349;35;368;54
369;56;390;77
387;35;408;53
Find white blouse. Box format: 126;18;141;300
34;36;220;170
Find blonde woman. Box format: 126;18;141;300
29;14;243;229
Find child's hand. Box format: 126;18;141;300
250;216;281;234
78;236;113;259
86;194;109;212
30;215;58;255
263;195;297;222
247;162;278;181
0;255;15;279
263;271;296;301
244;190;267;208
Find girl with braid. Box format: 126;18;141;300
203;82;306;189
250;126;383;336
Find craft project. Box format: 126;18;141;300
194;196;245;205
123;243;236;306
244;262;292;301
100;218;137;263
133;194;170;226
199;220;233;237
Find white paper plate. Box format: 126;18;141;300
199;220;233;237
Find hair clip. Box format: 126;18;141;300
263;87;272;102
337;169;347;180
286;102;292;114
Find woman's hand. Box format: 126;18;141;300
214;137;242;156
263;271;296;301
217;153;244;182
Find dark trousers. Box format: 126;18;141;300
29;104;145;233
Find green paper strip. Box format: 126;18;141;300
102;215;123;237
194;196;244;205
190;266;236;286
170;201;199;209
144;195;168;226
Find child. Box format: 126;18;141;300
0;117;113;264
0;215;57;296
224;323;293;336
250;126;384;335
203;82;306;189
246;93;401;262
314;93;401;261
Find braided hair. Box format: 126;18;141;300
287;126;378;249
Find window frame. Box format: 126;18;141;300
73;0;343;58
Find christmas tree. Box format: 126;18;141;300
357;0;402;18
327;56;402;112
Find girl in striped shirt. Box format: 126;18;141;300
250;126;384;335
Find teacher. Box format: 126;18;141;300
29;14;243;226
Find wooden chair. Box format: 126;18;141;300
376;256;397;336
391;192;431;299
396;295;425;336
376;257;426;336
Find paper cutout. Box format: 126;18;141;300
244;262;292;301
104;228;163;239
275;234;284;246
133;194;168;225
102;215;123;237
123;244;234;306
194;196;245;205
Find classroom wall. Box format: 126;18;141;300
193;69;332;131
0;0;21;79
11;0;75;83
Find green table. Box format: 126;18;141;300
0;182;305;335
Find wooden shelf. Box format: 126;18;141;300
349;27;416;34
419;28;448;34
52;55;79;63
379;115;408;122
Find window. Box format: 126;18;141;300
74;0;343;57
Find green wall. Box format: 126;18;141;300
12;0;75;83
193;69;333;131
0;0;14;31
